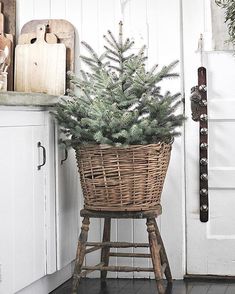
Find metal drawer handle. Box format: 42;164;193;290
61;149;68;165
37;142;46;170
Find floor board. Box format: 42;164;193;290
50;278;235;294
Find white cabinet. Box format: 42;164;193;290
0;107;79;294
56;145;80;270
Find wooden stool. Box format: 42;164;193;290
72;206;172;294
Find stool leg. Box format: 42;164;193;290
100;217;111;281
72;216;90;294
147;218;165;294
153;219;172;283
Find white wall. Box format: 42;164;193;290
16;0;185;279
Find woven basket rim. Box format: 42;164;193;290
75;141;173;151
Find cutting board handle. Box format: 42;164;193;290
35;25;46;44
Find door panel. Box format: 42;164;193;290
0;122;46;293
184;0;235;275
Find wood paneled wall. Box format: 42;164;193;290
16;0;185;279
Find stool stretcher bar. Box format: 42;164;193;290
86;241;149;248
108;252;151;258
81;265;154;272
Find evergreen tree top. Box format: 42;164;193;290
54;22;185;148
215;0;235;48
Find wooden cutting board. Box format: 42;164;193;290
0;2;13;90
18;32;57;45
21;19;75;75
15;25;66;95
0;0;15;36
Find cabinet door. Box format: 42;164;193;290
55;133;81;270
0;111;47;293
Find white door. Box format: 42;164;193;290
183;0;235;275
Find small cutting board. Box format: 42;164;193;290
18;32;57;45
21;19;75;73
14;25;66;95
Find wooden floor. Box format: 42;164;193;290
50;278;235;294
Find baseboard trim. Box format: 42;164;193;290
17;262;75;294
184;274;235;282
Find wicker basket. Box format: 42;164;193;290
75;143;172;211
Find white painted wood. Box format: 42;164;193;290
78;0;101;278
124;0;150;279
50;0;66;19
117;219;134;278
184;0;235;275
209;99;235;119
96;0;120;278
55;139;80;270
209;169;235;188
11;0;185;284
0;108;45;126
133;219;149;279
64;0;82;74
152;0;185;280
34;0;51;19
17;262;74;294
15;0;34;37
44;113;57;274
0;106;79;293
0;110;46;293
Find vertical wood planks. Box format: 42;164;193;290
117;219;134;278
16;0;34;35
79;0;100;277
12;0;185;280
147;0;159;66
128;0;150;279
152;0;184;279
50;0;66;19
34;0;51;19
182;0;207;275
65;0;82;74
98;0;119;277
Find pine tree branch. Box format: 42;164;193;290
107;30;120;50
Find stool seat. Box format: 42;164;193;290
72;207;172;294
80;205;162;219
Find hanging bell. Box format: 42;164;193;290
199;85;207;92
200;158;208;165
200;173;208;181
200;142;208;149
200;114;208;121
200;188;208;196
200;128;208;135
201;99;207;106
200;204;208;211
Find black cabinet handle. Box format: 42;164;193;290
37;142;46;170
61;149;68;165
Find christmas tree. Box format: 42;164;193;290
215;0;235;48
54;21;185;147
